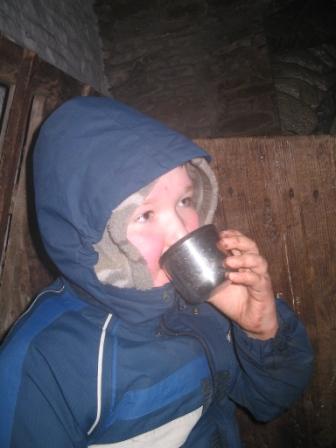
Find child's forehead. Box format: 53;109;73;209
143;166;193;200
156;165;191;182
113;165;193;212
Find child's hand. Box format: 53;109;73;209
208;229;278;340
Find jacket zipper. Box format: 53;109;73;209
160;313;217;408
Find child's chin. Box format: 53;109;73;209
152;270;170;288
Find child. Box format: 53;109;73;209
0;97;313;448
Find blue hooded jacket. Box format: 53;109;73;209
0;97;313;448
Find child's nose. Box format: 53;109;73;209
164;213;188;249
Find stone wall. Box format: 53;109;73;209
95;0;280;138
96;0;336;137
0;0;106;93
265;0;336;135
272;45;336;135
1;1;333;135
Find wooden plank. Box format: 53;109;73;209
0;96;55;339
0;34;25;84
0;35;98;339
196;136;336;448
0;49;35;274
29;56;97;117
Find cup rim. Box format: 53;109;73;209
159;223;217;267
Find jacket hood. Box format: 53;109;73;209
34;96;214;322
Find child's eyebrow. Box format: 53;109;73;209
140;184;194;206
184;185;194;193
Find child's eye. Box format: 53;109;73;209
136;210;153;223
179;196;194;207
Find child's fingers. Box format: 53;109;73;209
231;249;242;256
227;269;272;293
220;229;244;237
218;233;259;255
225;253;268;275
227;270;261;287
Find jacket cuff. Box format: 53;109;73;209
231;298;302;365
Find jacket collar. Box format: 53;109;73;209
64;277;177;324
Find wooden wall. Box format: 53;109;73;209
197;137;336;448
0;35;96;340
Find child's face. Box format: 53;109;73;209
127;166;200;287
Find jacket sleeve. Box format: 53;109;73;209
227;298;314;421
0;341;86;448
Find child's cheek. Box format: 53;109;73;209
127;210;200;284
140;233;164;275
127;229;164;276
186;211;200;233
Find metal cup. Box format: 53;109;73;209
159;224;228;304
